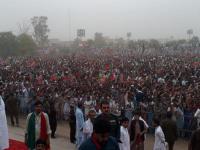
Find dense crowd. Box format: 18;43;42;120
0;49;200;150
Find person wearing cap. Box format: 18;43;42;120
25;101;51;150
129;110;147;150
0;92;9;150
83;109;96;141
79;117;120;150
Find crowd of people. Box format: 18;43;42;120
0;49;200;150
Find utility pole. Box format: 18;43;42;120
68;9;71;42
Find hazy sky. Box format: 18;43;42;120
0;0;200;41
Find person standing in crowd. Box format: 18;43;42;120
84;96;93;116
49;101;57;138
43;97;50;115
133;87;144;109
161;112;178;150
94;102;101;115
175;104;184;137
6;93;19;126
63;98;70;120
29;96;37;113
96;100;120;142
79;118;120;150
69;105;76;144
167;103;177;121
119;117;130;150
188;129;200;150
35;139;47;150
0;92;9;150
194;107;200;129
75;102;85;148
83;109;96;141
22;86;29;114
129;110;147;150
153;117;167;150
25;101;51;150
131;112;149;130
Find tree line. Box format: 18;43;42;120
0;15;200;57
0;16;49;57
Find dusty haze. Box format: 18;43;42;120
0;0;199;40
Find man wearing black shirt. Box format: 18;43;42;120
96;100;120;142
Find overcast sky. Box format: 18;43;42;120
0;0;200;41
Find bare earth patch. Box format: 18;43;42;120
8;117;188;150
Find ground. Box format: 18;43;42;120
8;117;189;150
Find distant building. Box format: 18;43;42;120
49;39;73;48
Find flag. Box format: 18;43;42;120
62;76;70;81
104;63;113;72
110;73;116;81
50;74;57;81
105;64;110;71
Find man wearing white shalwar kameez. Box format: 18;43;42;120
63;101;70;120
83;118;93;141
194;108;200;129
75;103;85;148
82;109;96;142
153;118;166;150
0;96;9;150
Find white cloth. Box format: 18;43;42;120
132;116;149;140
84;100;93;115
75;107;84;148
63;102;70;120
0;96;9;150
153;126;166;150
194;108;200;129
25;112;51;141
119;126;130;150
83;118;93;141
132;116;149;128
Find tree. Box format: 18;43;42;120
94;32;106;48
17;33;37;55
177;39;187;45
0;32;18;57
18;21;31;35
128;40;137;50
166;40;177;48
115;37;125;49
72;38;81;49
31;16;50;47
87;39;95;48
187;29;193;40
149;39;161;52
189;36;200;48
127;32;132;40
137;40;148;55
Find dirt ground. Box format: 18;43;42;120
8;117;189;150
